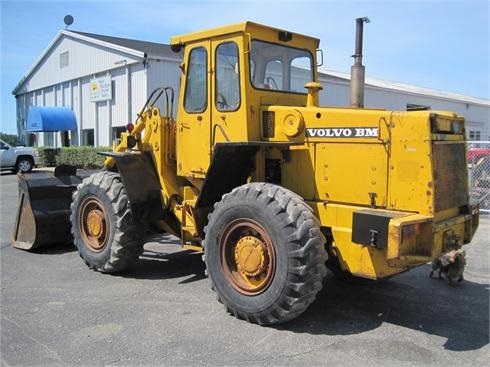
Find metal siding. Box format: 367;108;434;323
35;90;44;105
72;81;79;113
130;66;147;122
317;74;349;106
146;59;182;117
56;84;62;106
81;78;93;129
97;101;109;146
25;36;141;92
111;68;128;128
70;81;80;146
45;88;55;105
62;82;70;107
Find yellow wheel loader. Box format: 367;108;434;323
12;21;479;325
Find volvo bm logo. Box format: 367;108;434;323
306;127;379;138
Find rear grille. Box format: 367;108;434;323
433;142;468;211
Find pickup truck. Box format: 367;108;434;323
0;139;40;173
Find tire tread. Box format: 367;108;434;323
204;182;327;325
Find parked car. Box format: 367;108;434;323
0;139;40;173
467;146;490;164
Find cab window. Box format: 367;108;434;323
184;47;207;112
250;40;313;93
215;42;240;111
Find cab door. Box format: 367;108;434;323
177;42;212;178
210;39;242;144
177;38;245;179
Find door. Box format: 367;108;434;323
210;39;243;143
177;38;245;179
0;141;15;166
177;42;212;178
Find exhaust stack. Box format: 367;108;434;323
349;17;370;108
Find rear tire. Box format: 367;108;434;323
203;183;327;325
70;171;145;273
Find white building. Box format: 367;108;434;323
13;30;490;147
13;30;182;147
317;69;490;141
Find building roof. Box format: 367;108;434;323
70;31;177;59
319;69;490;107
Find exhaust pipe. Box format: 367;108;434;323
349;17;370;108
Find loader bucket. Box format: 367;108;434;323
12;165;90;250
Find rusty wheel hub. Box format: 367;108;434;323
80;198;108;252
220;219;275;295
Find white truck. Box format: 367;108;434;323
0;139;40;173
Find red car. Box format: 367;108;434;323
467;147;490;162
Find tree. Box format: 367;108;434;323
0;133;21;145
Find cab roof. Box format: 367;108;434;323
170;21;320;49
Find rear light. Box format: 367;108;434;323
126;122;134;132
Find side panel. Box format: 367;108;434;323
281;145;316;200
387;113;433;213
315;142;388;207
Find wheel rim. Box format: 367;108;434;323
18;160;31;172
220;218;275;295
79;196;109;252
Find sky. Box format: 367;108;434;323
0;0;489;134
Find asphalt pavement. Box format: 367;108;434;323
1;169;489;366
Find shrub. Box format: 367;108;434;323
55;146;112;169
37;147;60;167
0;132;20;146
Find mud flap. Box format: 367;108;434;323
12;165;90;250
99;151;164;221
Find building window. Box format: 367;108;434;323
60;51;69;68
469;131;481;141
83;129;94;146
45;132;55;147
407;103;431;111
112;126;126;143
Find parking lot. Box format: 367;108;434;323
1;169;489;366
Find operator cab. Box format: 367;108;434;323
170;22;320;178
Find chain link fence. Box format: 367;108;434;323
468;141;490;214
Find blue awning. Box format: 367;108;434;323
27;106;77;132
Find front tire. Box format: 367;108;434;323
70;171;145;273
203;183;327;325
15;156;33;173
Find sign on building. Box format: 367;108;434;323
90;76;112;102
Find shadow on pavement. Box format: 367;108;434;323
126;249;206;283
281;267;489;352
